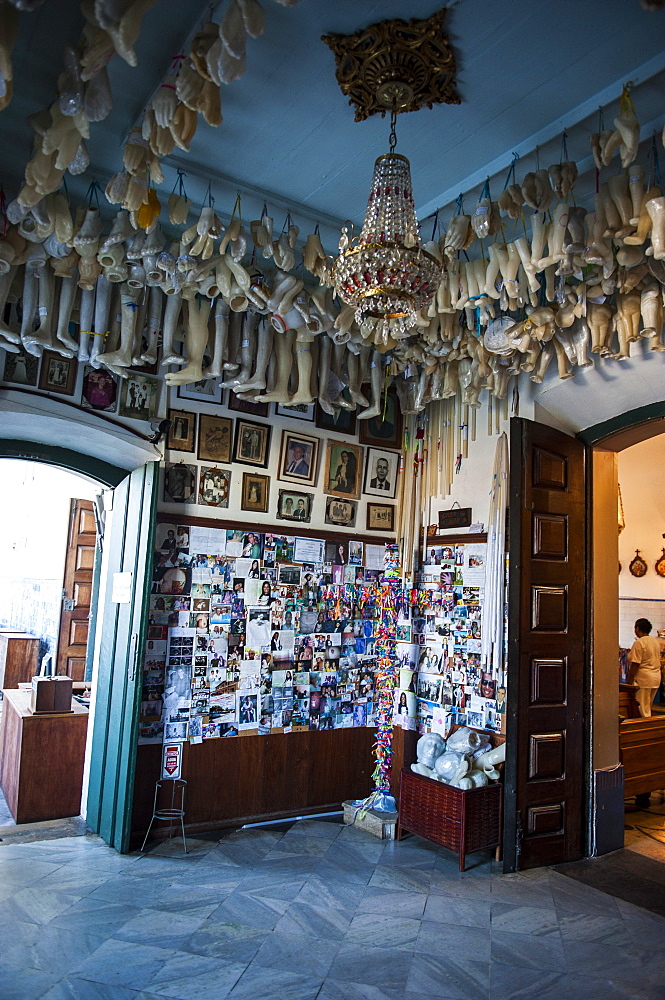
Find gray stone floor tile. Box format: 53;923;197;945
283;819;343;840
0;919;107;977
227;965;324;1000
0;885;81;924
252;928;339;977
40;979;164;1000
415;917;490;961
367;863;432;893
146;951;247;999
55;897;144;934
0;858;65;885
208;889;291;929
0;960;60;1000
184;922;269;963
344;911;421;951
294;873;365;911
491;902;561;936
72;939;173;989
490;929;565;971
356;886;428;920
274;899;355;940
320;984;419;1000
112;908;207;950
407;953;490;1000
423;892;491;926
332;944;413;991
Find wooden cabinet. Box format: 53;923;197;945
0;688;88;824
398;768;502;871
619;715;665;799
0;633;40;690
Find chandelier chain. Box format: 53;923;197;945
389;108;398;153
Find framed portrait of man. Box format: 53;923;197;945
38;350;78;396
363;447;399;499
324;440;362;500
278;430;319;486
198;414;232;463
167;409;195;451
233;418;271;468
178;380;223;404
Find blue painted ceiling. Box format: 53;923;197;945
2;0;664;248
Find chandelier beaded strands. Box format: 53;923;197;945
331;103;443;347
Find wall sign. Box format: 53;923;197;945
162;742;183;779
438;507;472;529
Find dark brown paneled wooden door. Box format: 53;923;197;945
504;417;587;871
56;499;96;681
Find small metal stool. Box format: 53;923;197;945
141;778;188;854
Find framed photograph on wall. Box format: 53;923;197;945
363;447;399;499
229;391;269;418
366;502;395;532
199;466;231;507
315;403;356;436
324;440;363;500
276;402;315;422
278;430;319;486
2;349;39;387
198;414;232;464
358;388;402;449
119;374;158;421
242;472;270;513
325;496;357;529
167;409;195;451
163;463;197;503
276;489;312;523
233;418;271;468
177;380;223;404
38;351;78;396
81;365;118;412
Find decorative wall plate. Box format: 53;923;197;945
629;549;648;578
655;549;665;578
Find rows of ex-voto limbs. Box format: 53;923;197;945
1;128;665;414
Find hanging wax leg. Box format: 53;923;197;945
55;273;79;354
357;349;383;419
164;296;212;385
161;291;184;365
289;329;315;405
237;315;272;391
256;328;294;403
203;297;229;379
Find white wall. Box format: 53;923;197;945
617;434;665;645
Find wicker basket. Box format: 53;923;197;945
397;768;502;871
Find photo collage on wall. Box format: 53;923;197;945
393;541;506;738
140;521;389;744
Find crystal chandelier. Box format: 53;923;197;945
331;109;442;346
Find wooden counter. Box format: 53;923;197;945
0;688;88;824
619;714;665;798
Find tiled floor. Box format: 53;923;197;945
1;817;665;1000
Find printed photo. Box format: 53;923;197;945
324;440;363;500
119;374;158;421
363;447;399;499
81;365;118;411
325;497;357;528
278;430;319;486
233;418;271;467
276;490;312;523
163;463;197;504
38;351;78;396
198;467;231;507
167;409;195;451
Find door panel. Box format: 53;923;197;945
505;418;586;870
86;462;157;853
57;499;96;681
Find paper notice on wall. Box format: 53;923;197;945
111;572;132;603
189;526;227;556
462;543;487;586
365;544;385;571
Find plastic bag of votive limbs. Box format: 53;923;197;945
349;792;398;815
446;726;490;756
